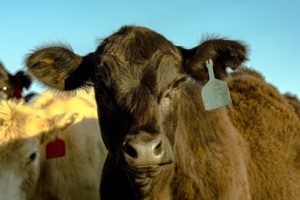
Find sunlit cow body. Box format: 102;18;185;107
27;26;300;200
0;89;106;200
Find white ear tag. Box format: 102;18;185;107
201;59;232;111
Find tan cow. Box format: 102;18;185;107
0;89;106;200
284;93;300;119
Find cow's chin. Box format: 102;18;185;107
126;164;168;198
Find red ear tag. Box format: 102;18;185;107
46;138;66;159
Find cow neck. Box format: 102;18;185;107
171;82;248;199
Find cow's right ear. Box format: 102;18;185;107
26;45;95;91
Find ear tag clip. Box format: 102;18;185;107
46;137;66;159
201;59;232;111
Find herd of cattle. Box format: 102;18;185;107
0;25;300;200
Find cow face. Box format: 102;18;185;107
0;137;40;200
0;62;32;100
26;25;247;197
93;52;183;195
0;102;76;200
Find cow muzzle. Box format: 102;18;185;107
122;132;173;168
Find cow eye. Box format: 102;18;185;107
30;153;37;161
26;152;38;164
159;75;188;103
171;75;187;90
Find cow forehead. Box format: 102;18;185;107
0;116;47;143
23;115;50;137
97;53;181;110
100;52;181;86
0;102;49;144
97;26;180;63
95;26;182;93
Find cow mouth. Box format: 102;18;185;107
129;165;161;185
125;162;172;190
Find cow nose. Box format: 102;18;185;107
122;134;167;166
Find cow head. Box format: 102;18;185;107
26;26;247;198
0;101;77;200
0;61;32;100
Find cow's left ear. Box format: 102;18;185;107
178;38;248;81
26;45;95;91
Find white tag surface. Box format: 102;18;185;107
201;59;232;111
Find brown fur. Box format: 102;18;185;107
284;93;300;119
228;69;300;199
26;25;300;200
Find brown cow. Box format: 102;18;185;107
26;25;300;200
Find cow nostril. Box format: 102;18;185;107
123;143;138;158
154;141;163;156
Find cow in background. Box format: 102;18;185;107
26;25;300;200
0;61;32;100
284;93;300;119
0;89;106;200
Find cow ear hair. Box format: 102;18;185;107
178;38;248;81
52;112;78;131
26;45;95;91
41;113;78;144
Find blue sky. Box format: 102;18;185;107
0;0;299;97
